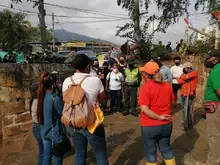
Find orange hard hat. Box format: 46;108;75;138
139;62;160;75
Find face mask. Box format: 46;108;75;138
129;64;134;68
113;69;118;73
120;60;125;64
157;62;162;67
204;61;215;69
175;62;180;66
93;64;99;68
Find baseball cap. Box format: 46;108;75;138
205;49;220;59
183;62;192;68
139;62;160;75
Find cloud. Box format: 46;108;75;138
1;0;210;45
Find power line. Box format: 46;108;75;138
0;4;129;19
55;16;72;41
0;4;38;14
33;18;129;25
54;18;129;24
44;2;128;19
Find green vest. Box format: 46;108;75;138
125;68;138;84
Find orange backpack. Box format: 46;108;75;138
61;76;96;128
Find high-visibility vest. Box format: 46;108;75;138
125;68;139;84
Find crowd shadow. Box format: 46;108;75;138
86;129;135;164
113;136;144;165
171;103;182;116
193;107;205;126
171;128;200;164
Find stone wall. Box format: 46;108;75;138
0;56;209;144
0;64;73;144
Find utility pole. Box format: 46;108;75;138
38;0;48;49
52;12;55;51
152;19;155;44
133;0;141;43
186;21;190;48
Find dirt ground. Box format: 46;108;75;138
0;100;209;165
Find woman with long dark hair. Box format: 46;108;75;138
37;72;64;165
30;82;43;165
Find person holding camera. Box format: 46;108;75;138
106;63;124;113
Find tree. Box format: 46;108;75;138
0;9;30;51
187;29;216;54
29;26;53;42
11;0;49;49
117;0;220;59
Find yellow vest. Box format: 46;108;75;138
125;68;138;84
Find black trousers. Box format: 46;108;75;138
123;85;138;113
109;90;122;112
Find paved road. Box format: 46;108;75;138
0;104;208;165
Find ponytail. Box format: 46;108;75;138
152;72;163;83
37;72;48;125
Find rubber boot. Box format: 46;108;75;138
146;162;157;165
164;157;176;165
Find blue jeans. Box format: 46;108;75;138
109;90;122;112
42;140;63;165
141;123;174;163
67;124;109;165
32;123;43;165
180;95;194;129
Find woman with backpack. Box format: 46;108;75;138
37;72;65;165
30;82;43;165
62;54;109;165
138;62;176;165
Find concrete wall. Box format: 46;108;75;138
0;63;73;144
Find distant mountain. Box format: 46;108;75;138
54;29;114;45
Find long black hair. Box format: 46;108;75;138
37;72;54;125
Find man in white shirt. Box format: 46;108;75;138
63;54;105;106
62;54;109;164
106;63;124;113
170;56;183;105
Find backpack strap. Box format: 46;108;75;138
69;75;89;86
70;76;76;85
107;72;112;81
79;76;89;85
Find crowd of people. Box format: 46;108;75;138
28;49;220;165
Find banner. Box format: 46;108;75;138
61;42;86;48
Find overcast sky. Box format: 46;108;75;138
1;0;211;47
